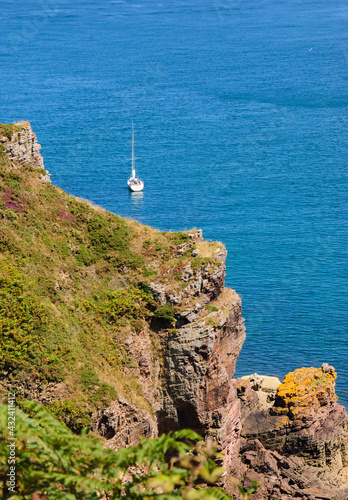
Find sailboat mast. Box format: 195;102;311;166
132;121;136;178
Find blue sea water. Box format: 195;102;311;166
1;0;347;405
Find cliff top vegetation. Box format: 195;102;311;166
0;122;225;431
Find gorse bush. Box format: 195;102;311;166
0;263;44;373
84;287;156;326
0;401;258;499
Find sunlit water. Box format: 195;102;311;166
1;0;347;405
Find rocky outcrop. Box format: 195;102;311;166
225;365;348;500
0;122;50;181
236;374;281;418
81;239;246;454
92;397;157;450
149;244;245;436
158;287;245;435
0;371;68;404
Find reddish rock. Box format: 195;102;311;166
92;397;157;450
157;287;246;435
225;365;348;500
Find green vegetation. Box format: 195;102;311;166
79;366;118;408
191;257;213;271
0;122;24;140
207;318;219;329
154;303;176;325
48;400;91;433
0;401;258;499
0;123;224;431
143;266;158;277
169;231;191;245
206;304;219;312
0;126;260;500
0;261;66;381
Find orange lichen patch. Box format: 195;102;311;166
235;378;250;393
275;415;289;429
272;364;338;421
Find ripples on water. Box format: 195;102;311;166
0;0;347;405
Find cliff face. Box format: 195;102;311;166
1;123;347;500
0;122;48;175
91;239;246;449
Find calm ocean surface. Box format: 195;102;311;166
1;0;347;405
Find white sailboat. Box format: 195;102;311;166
127;122;144;192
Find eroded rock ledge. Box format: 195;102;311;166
224;365;348;500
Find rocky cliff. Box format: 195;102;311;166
0;122;49;179
224;366;348;499
92;235;247;451
0;123;347;500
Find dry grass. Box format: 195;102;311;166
196;240;224;258
14;120;30;127
74;196;107;213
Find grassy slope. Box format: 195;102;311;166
0;123;223;432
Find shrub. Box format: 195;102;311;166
87;215;130;258
154;303;176;325
105;250;144;270
170;231;190;245
48;400;91;433
0;262;47;375
99;287;155;323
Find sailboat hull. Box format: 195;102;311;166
128;180;144;192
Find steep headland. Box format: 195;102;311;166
0;123;347;499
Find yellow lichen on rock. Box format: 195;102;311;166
272;363;338;421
